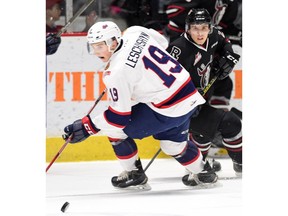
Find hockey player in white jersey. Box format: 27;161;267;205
63;21;218;188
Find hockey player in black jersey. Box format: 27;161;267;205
166;0;241;118
167;8;242;176
165;0;241;44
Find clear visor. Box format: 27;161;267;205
86;41;107;55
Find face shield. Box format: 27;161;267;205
86;21;121;54
87;38;115;55
87;42;94;55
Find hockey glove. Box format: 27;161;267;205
46;33;61;55
63;115;100;144
212;51;240;80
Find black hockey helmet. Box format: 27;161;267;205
185;8;211;30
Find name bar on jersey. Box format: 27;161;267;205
125;32;150;68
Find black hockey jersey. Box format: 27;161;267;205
166;26;234;98
166;0;240;42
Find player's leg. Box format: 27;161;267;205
189;132;222;171
208;77;236;158
189;104;226;170
154;118;218;186
218;110;242;175
109;103;197;188
109;137;148;188
190;104;242;175
209;76;233;107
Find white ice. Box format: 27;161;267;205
46;158;242;216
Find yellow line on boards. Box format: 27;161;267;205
46;136;169;162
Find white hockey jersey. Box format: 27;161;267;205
93;26;205;138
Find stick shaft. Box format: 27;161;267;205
86;89;107;115
46;137;71;172
202;74;219;96
143;148;162;172
56;0;96;37
46;89;106;173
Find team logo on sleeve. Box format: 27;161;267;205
170;46;181;60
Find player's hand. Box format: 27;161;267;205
63;115;100;144
46;33;61;55
212;51;240;80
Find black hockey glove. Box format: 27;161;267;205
63;115;100;144
46;33;61;55
212;51;240;80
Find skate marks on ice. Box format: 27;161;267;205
47;177;229;200
114;183;152;191
46;179;240;216
219;175;241;180
46;159;242;216
46;181;218;200
47;158;241;200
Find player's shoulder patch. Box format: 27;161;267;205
169;45;182;60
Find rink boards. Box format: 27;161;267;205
46;33;242;162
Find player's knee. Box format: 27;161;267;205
108;137;124;146
219;111;242;138
109;137;138;157
160;140;187;156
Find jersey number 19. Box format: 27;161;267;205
143;45;183;88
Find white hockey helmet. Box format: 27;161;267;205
87;21;122;45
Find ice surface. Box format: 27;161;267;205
46;158;242;216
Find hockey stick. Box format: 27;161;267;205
46;89;107;172
56;0;96;37
143;74;221;172
144;148;162;172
